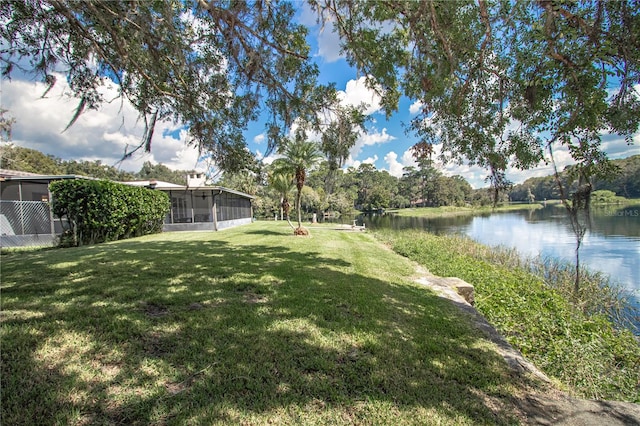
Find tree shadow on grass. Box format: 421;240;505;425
1;231;535;425
242;227;293;236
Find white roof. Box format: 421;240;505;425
122;180;184;189
121;180;254;199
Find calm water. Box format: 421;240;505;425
360;205;640;302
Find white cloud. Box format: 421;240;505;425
383;151;404;178
600;133;640;159
259;151;281;166
317;23;344;63
409;100;423;115
253;133;265;144
381;144;491;188
401;149;417;168
444;163;488;188
345;154;378;170
348;127;396;161
337;76;382;115
306;77;391;169
2;74;204;173
383;148;418;177
358;127;395;147
298;3;344;63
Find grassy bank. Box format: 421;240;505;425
2;222;543;425
391;203;543;218
374;229;640;402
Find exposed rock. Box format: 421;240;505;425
442;277;475;305
413;273;549;383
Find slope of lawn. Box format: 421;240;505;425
1;222;541;425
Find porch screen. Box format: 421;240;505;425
217;193;251;221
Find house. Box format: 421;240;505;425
0;169;90;247
123;173;254;232
0;170;254;247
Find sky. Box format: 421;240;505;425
1;3;638;188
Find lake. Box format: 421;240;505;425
359;204;640;304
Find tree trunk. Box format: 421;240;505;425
296;188;302;229
574;231;581;295
282;197;295;230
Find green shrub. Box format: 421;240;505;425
591;190;625;204
50;179;169;246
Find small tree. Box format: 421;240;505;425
526;187;535;204
273;136;323;235
268;170;295;225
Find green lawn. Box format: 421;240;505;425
1;222;541;425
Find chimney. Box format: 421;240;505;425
187;173;206;187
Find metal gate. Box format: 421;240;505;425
0;200;58;247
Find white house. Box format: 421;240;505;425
0;169;254;247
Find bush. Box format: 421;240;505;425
50;179;170;246
591;190;625;204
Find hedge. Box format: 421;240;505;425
50;179;170;246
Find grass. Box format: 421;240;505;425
0;221;544;425
374;229;640;402
391;204;543;218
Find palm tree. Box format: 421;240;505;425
273;137;323;234
268;170;294;226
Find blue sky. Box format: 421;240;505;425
1;3;637;188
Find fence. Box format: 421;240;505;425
0;200;59;247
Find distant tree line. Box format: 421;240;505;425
3;144;637;220
232;160;476;220
0;144;194;185
509;155;640;202
233;155;640;220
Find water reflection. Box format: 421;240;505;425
360;212;474;233
362;205;640;298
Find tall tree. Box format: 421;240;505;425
354;163;397;211
272;136;323;234
1;0;330;171
411;141;440;206
136;161;189;185
399;166;421;206
313;0;640;291
319;104;366;194
218;169;259;196
0;109;15;142
63;159;136;181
